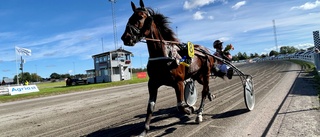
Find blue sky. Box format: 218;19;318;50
0;0;319;79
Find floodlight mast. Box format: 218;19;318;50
273;19;278;52
109;0;118;50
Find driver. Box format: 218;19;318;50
212;40;233;79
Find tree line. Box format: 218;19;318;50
231;46;302;61
12;68;148;84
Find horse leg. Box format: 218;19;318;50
195;71;212;123
139;79;160;137
196;91;206;123
175;81;192;115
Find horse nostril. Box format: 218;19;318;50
121;34;126;41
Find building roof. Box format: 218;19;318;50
92;48;133;57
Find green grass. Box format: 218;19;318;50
0;73;149;103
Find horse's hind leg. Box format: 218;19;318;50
140;79;160;136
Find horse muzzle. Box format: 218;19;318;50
121;23;143;46
121;34;136;46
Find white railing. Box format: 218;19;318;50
257;50;320;74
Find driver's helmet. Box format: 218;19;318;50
213;40;223;49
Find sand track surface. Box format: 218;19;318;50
0;61;305;137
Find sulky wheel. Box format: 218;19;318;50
184;80;197;106
244;77;255;111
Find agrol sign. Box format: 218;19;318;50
7;85;39;95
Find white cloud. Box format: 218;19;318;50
219;37;230;42
68;70;73;74
232;1;246;10
183;0;215;10
193;11;206;20
291;0;320;10
208;16;214;20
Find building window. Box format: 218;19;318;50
126;54;130;60
113;67;120;74
96;70;100;76
100;68;109;76
95;58;99;63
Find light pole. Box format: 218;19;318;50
20;56;24;84
73;62;75;77
109;0;118;50
35;65;38;82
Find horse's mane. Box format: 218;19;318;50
146;8;177;41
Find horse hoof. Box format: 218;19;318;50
195;115;203;123
184;107;192;115
137;130;147;137
208;93;216;101
177;105;191;115
190;106;197;114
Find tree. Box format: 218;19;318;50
280;46;299;54
269;50;279;56
232;55;239;61
60;73;71;79
254;53;259;58
50;73;61;79
237;52;244;60
14;72;32;84
250;53;255;59
243;52;248;59
30;73;41;82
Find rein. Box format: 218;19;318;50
142;38;180;61
142;38;180;45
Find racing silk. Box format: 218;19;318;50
213;50;232;64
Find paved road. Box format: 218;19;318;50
0;61;315;137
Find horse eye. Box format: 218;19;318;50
137;15;143;20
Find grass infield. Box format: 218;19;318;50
0;73;149;103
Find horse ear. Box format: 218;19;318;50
140;0;145;8
131;1;136;12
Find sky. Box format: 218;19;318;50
0;0;319;79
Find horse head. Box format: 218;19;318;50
121;0;153;46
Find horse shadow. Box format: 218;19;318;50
210;108;249;119
85;107;193;137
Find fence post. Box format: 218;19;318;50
313;30;320;75
314;53;320;75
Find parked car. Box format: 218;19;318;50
66;77;87;86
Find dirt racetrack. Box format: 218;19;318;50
0;61;304;137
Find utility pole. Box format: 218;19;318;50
109;0;118;50
101;38;104;52
273;19;278;52
20;56;24;84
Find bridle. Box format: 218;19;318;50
125;8;152;44
125;8;182;61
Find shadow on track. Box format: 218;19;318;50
210;108;249;119
85;107;193;137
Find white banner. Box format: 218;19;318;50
7;85;39;95
0;87;9;95
15;46;32;56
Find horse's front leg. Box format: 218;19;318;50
175;81;192;115
196;79;210;123
139;79;160;137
